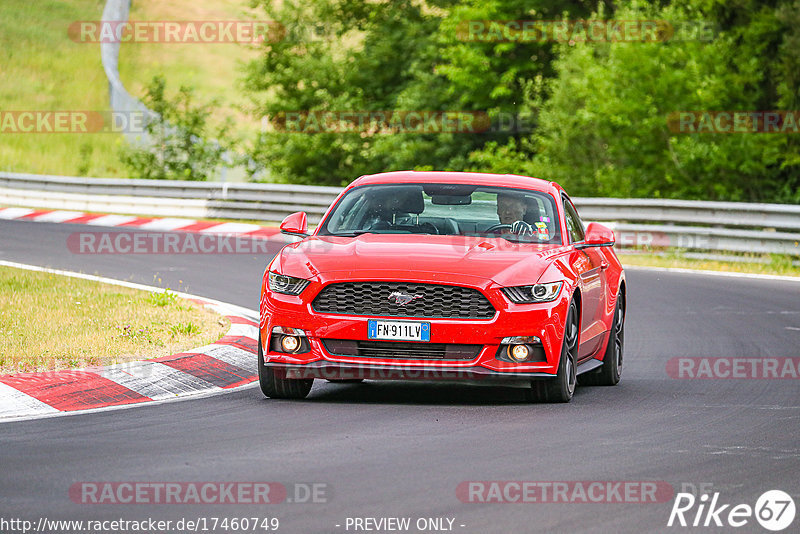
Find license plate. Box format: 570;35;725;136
368;320;430;342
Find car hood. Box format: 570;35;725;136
272;234;571;286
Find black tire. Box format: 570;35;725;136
579;294;624;387
525;299;578;403
257;333;313;399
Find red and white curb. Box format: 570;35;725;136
0;262;262;422
0;206;286;240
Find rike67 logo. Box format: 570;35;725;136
668;490;796;531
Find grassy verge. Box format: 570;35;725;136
119;0;261;136
0;0;128;177
0;266;229;374
0;0;258;177
619;250;800;278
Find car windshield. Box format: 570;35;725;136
318;183;562;244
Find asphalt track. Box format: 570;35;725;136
1;219;799;533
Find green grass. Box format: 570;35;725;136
0;0;257;177
148;288;180;307
118;0;261;136
170;321;201;335
0;266;229;374
619;250;800;277
0;0;128;176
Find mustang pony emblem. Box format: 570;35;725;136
388;291;424;306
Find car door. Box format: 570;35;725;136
562;195;607;359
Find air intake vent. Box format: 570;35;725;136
322;339;482;360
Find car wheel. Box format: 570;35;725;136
581;294;624;386
526;299;578;403
258;332;313;399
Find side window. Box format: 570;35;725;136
562;196;585;243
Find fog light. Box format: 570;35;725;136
508;344;530;362
281;335;301;353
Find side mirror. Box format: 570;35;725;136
576;222;615;249
280;212;309;237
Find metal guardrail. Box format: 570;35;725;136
574;199;800;256
575;198;800;231
1;171;798;256
0;172;342;222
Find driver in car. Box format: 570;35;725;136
496;193;535;236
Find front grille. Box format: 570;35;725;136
322;339;482;360
312;282;495;319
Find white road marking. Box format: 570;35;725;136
0;207;35;219
96;361;221;400
137;218;196;231
31;210;85;223
85;214;138;226
202;344;258;375
200;222;262;235
225;323;258;339
0;382;59;418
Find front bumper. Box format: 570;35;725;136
269;362;555;386
260;275;570;379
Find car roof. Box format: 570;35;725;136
351;171;563;196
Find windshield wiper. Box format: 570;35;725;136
328;230;373;237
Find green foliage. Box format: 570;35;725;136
148;288;178;307
433;0;591;112
170;322;200;336
470;0;800;202
0;0;130;176
242;0;591;185
241;0;799;203
243;0;433;185
120;76;233;181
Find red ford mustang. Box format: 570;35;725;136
258;171;625;402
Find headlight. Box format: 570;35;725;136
502;282;563;303
268;271;310;295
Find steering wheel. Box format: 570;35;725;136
485;223;512;234
417;222;440;235
364;219;391;232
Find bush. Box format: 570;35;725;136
120;76;233;181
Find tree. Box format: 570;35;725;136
470;0;800;202
242;0;592;185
